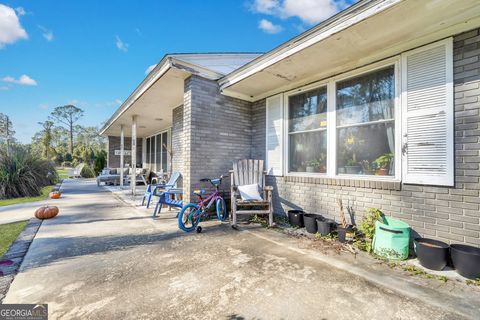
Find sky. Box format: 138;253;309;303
0;0;355;143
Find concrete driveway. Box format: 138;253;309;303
2;180;470;319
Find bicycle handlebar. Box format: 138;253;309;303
199;175;228;185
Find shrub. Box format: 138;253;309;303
80;165;95;178
356;208;385;253
65;153;73;162
0;147;58;200
93;150;106;176
54;153;64;165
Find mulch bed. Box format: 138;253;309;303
0;218;42;302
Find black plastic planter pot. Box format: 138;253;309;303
451;244;480;279
304;214;322;234
317;219;333;236
414;238;449;271
287;210;304;227
337;226;354;243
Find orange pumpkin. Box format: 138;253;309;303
49;191;61;199
35;206;59;219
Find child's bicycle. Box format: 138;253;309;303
178;175;228;233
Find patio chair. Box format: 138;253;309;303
230;159;273;227
142;171;181;208
125;167;150;186
153;188;183;217
69;163;85;178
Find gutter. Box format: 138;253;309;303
218;0;402;90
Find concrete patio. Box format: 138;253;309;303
2;179;479;319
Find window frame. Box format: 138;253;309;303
283;57;401;181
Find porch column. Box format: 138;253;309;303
120;124;124;188
131;115;137;195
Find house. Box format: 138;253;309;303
100;0;480;246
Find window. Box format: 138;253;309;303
150;136;155;167
265;39;453;185
145;129;170;172
288;87;328;173
336;67;395;176
146;137;151;167
155;135;162;171
161;132;168;171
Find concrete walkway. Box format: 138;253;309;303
2;179;474;319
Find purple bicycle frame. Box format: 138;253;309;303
195;189;221;214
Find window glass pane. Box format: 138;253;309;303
289;87;327;132
146;138;151;166
336;67;394;126
155;135;162;170
289;131;327;173
162;132;168;170
150;137;155;166
337;122;394;176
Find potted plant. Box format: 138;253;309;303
374;153;393;175
336;199;355;243
345;159;361;174
361;160;374;175
305;159;320;173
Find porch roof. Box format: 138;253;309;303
100;53;261;138
219;0;480;102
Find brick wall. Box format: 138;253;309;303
172;105;184;187
182;75;253;203
250;29;480;247
107;136;143;168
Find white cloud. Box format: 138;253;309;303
93;99;122;108
115;35;128;52
0;4;28;48
145;64;157;75
253;0;279;14
2;74;37;86
0;85;9;91
38;26;54;42
251;0;348;25
15;7;26;16
259;19;283;34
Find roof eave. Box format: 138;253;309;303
218;0;401;90
99;55;173;136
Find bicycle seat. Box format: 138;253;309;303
210;179;221;187
193;189;206;196
199;178;210;182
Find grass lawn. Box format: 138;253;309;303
0;220;28;258
56;167;70;180
0;185;54;207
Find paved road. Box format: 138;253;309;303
3;180;467;319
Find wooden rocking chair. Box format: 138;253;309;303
230;159;273;227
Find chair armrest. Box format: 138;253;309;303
264;186;273;192
166;188;183;195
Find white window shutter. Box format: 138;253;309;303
265;94;284;176
401;38;454;186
